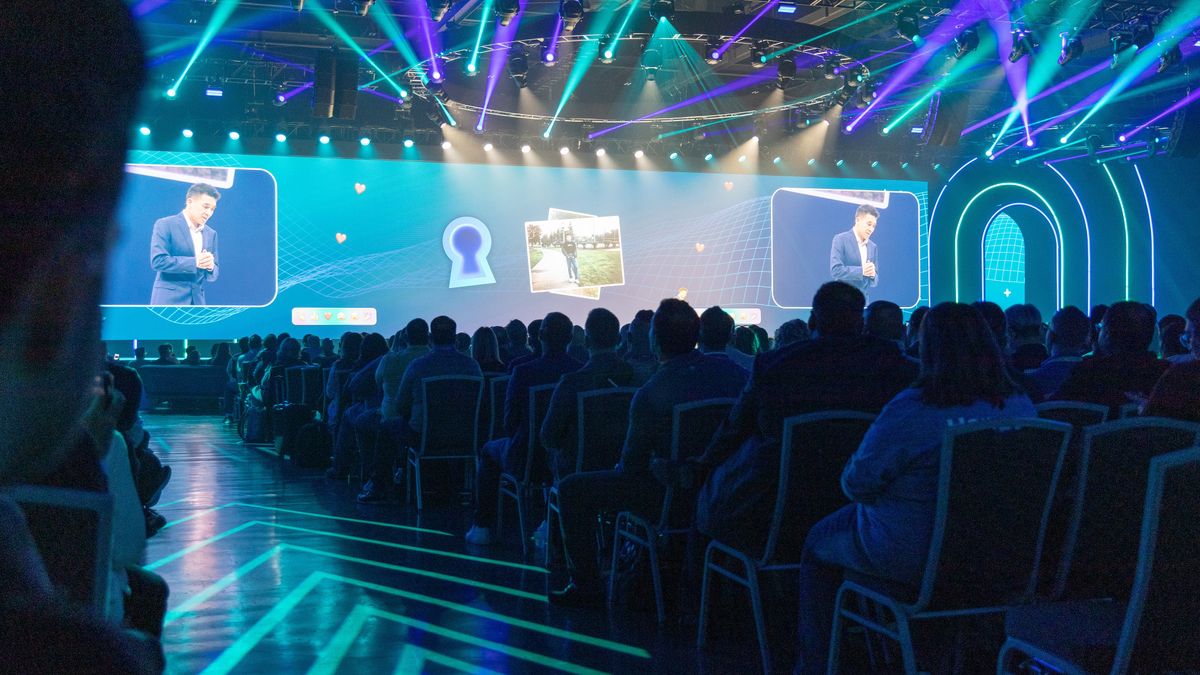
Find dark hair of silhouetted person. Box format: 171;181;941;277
652;298;700;358
916;302;1019;408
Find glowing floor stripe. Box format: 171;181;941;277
149;520;546;574
392;645;504;675
164;546;285;625
201;571;649;673
314;604;607;675
163;501;453;536
154;497;191;508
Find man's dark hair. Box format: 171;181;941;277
906;306;930;348
774;319;810;348
455;332;472;353
750;325;770;353
405;318;430;346
493;325;510;347
1047;305;1091;355
585;308;621;350
505;319;528;349
186;183;221;201
249;334;263;350
430;316;457;346
1005;303;1044;342
263;334;278;351
339;331;363;362
864;300;905;342
917;303;1018;408
698;306;734;351
810;281;866;338
540;312;573;353
1186;298;1200;325
652;298;700;358
733;326;758;355
320;338;334;354
527;319;543;356
855;203;879;220
971;301;1008;350
134;346;146;360
158;344;173;357
1099;301;1157;355
278;337;302;362
237;336;250;353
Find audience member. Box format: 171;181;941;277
794;302;1035;675
258;338;303;407
541;308;640;478
1169;299;1199;364
750;324;771;354
694;282;918;553
252;333;279;383
493;325;512;362
548;299;749;604
774;319;810;348
323;331;362;430
506;319;532;362
1027;305;1091;398
508;319;543;373
624;309;658;384
904;305;929;359
327;333;388;479
455;331;472;355
1054;301;1168;414
1088;303;1109;352
132;347;147;368
301;334;322;363
973;301;1044;401
316;338;339;367
377;319;431;422
153;344;178;365
863;300;905;345
567;324;589;363
733;325;759;359
467;313;581;544
698;305;753;371
183;346;201;366
1006;303;1048;370
211;342;232;370
471;326;507;374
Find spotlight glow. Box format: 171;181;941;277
807;158;816;166
596;148;606;157
166;88;177;98
669;151;679;159
403;138;415;148
483;142;494;152
360;137;372;146
560;146;570;155
181;128;194;138
634;149;645;158
835;159;845;167
318;135;331;144
521;144;531;153
228;130;240;140
441;141;452;149
1119;135;1127;142
737;155;747;163
773;156;782;164
870;160;880;168
138;126;151;136
704;153;714;161
1026;139;1035;147
467;63;477;73
275;132;287;142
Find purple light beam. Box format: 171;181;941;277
717;0;781;57
589;71;775;138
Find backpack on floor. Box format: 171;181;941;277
292;421;332;469
241;398;270;444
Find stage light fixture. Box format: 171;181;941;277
777;58;797;89
403;138;415;148
508;50;530;88
353;0;375;16
807;158;817;166
1131;16;1155;50
954;26;979;59
166;88;177;99
1009;25;1037;63
291;0;304;9
669;151;680;159
641;48;664;80
273;87;287;107
360;136;372;146
274;132;287;142
138;126;151;136
182;128;194;138
596;148;606;157
495;0;519;26
542;42;557;65
751;41;768;67
560;146;570;155
1086;134;1101;159
318;134;331;144
442;140;452;149
705;37;723;65
649;0;674;24
901;161;910;168
1058;32;1084;66
483;142;494;151
896;8;921;43
428;0;450;21
635;149;645;158
871;160;880;168
560;0;583;32
228;130;240;140
704;152;714;161
600;38;616;63
823;59;837;80
1158;42;1182;73
773;156;781;164
835;159;845;167
521;144;532;153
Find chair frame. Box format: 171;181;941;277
4;485;115;613
694;410;876;673
545;387;638;568
497;383;557;556
605;398;737;622
827;417;1072;675
1034;400;1110;426
405;375;483;511
487;375;510;442
997;447;1200;675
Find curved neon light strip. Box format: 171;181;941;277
955;183;1065;308
1133;165;1156;305
1045;165;1093;309
927;157;978;304
1101;164;1132;300
979;203;1060;307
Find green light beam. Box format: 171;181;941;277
1102;164;1131;299
467;0;496;74
1014;136;1086;164
169;0;241;95
883;48;986;135
605;0;645;59
307;2;408;97
987;111;1021;155
367;2;425;82
545;7;623;137
762;0;921;62
431;94;459;127
1023;0;1101;96
657;118;731;139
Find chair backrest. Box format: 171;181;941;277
523;383;559;483
419;376;484;458
656;398;736;529
1112;447;1200;673
1055;417;1200;601
1035;400;1109;428
762;411;876;565
300;366;323;408
488;375;510;441
5;486;113;612
284;366;306;404
575;388;638;474
914;418;1072;613
1118;402;1141;419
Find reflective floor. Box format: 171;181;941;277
145;416;772;674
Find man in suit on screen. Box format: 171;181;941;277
829;203;879;297
149;182;220;305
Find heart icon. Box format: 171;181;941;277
354;183;366;195
323;312;332;320
695;243;705;253
335;232;347;244
723;181;734;191
676;287;688;301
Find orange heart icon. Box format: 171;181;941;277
723;181;734;191
335;232;347;244
695;243;705;253
354;183;366;194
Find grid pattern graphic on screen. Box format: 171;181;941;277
983;213;1026;285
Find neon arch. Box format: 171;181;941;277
979;203;1061;307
